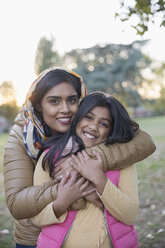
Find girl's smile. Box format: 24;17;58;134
76;106;112;148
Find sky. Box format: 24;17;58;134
0;0;165;106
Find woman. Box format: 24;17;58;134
3;67;155;248
32;92;140;248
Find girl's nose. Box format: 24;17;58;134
88;122;98;131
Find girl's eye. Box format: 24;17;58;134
85;114;92;120
100;122;109;128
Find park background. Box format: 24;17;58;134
0;0;165;247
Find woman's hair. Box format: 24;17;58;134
42;92;139;175
29;69;82;136
30;69;82;112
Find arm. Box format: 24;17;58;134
31;153;67;227
85;129;156;171
71;152;139;225
3;124;58;220
32;153;94;227
98;165;139;225
52;155;103;209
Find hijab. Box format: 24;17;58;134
23;67;87;159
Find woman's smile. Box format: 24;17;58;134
57;117;72;125
40;82;79;134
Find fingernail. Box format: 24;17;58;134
59;175;63;179
66;171;69;175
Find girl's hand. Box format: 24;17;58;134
70;150;107;195
70;150;103;183
52;171;95;218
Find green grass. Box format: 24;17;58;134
0;133;15;247
134;116;165;248
0;116;165;247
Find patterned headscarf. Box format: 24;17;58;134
23;67;87;160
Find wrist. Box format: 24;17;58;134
52;199;67;218
93;172;107;195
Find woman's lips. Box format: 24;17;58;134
57;117;72;125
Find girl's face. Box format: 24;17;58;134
76;106;112;148
40;82;79;134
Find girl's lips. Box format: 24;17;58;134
83;131;97;139
57;117;72;125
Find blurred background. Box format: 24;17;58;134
0;0;165;247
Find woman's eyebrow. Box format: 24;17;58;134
68;95;79;99
46;95;78;99
46;96;60;99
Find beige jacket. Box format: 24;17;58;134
32;163;139;248
3;108;156;245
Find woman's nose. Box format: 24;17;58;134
60;101;69;113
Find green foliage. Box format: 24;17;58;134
64;40;150;107
0;81;19;124
34;36;61;75
117;0;165;35
153;87;165;114
0;81;16;104
0;102;20;124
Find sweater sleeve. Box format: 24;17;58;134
85;129;156;171
98;165;139;225
32;151;87;227
3;124;58;220
31;155;67;227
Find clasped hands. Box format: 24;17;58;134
52;150;105;210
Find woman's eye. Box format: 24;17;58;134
68;98;77;104
49;99;59;104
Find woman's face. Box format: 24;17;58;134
40;82;79;134
76;106;112;148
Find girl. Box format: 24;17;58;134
32;92;145;247
4;67;155;248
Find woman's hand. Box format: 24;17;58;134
70;150;107;195
52;171;96;218
51;155;75;180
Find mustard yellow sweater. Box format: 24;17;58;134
32;152;139;248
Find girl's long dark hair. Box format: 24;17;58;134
42;92;139;176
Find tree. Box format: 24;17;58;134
116;0;165;35
0;81;17;104
34;36;61;75
63;40;150;108
0;81;19;123
0;102;19;124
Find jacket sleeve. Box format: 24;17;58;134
3;123;58;220
99;165;139;225
85;129;156;171
31;153;68;227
